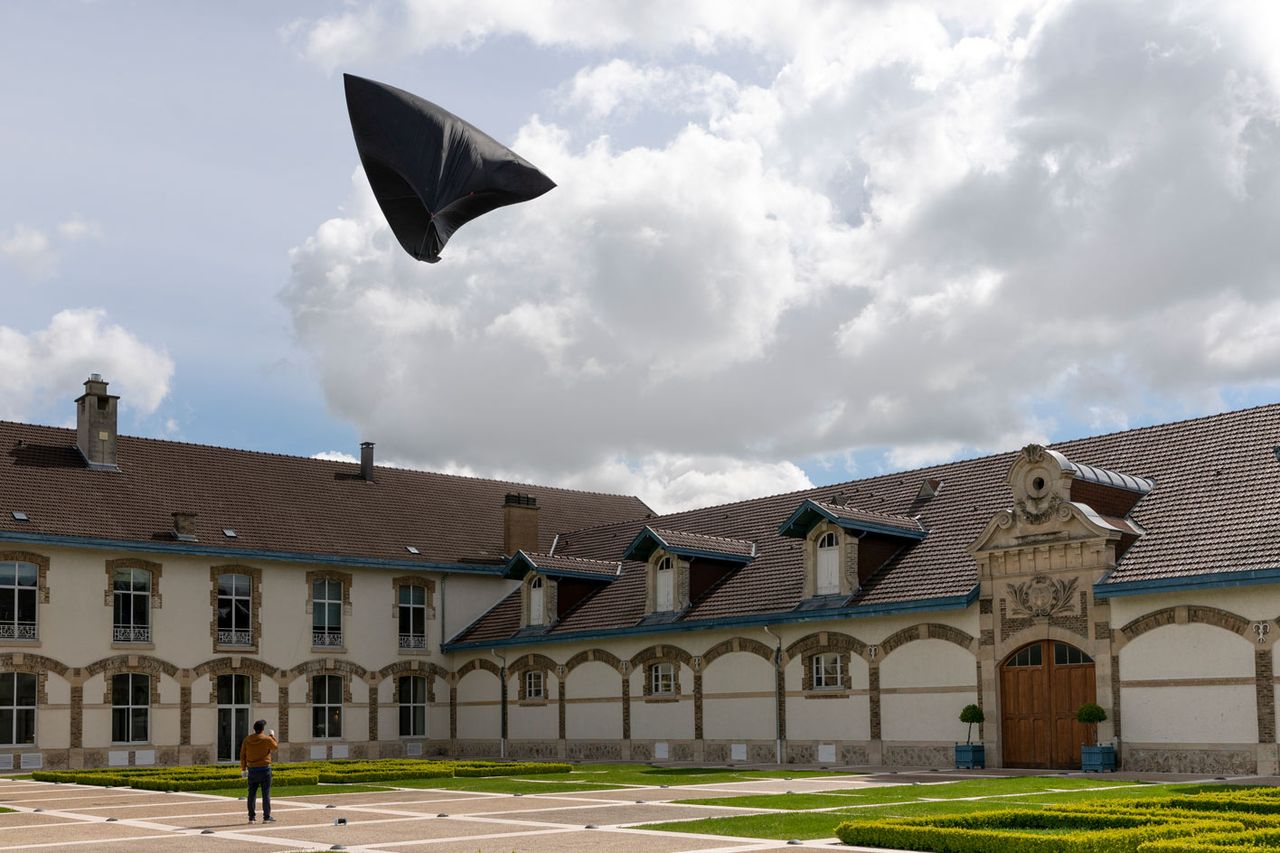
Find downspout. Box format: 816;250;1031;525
438;574;448;648
763;625;783;766
491;649;508;759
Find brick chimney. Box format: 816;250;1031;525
172;511;198;542
503;493;539;555
76;374;120;471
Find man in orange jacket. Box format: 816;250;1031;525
239;719;278;823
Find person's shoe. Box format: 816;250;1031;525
263;817;277;823
248;817;256;823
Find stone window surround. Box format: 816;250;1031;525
518;669;548;704
209;565;263;653
308;671;349;740
105;559;162;648
644;660;681;701
644;550;690;615
108;671;154;744
801;522;857;599
520;572;557;629
306;570;353;651
394;673;429;736
0;551;50;645
800;648;853;694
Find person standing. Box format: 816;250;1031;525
239;719;278;823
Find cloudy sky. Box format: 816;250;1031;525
3;0;1279;512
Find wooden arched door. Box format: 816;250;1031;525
1000;640;1096;768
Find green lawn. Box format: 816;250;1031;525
644;780;1236;840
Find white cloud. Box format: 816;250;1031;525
285;0;1280;511
0;217;103;280
0;309;174;422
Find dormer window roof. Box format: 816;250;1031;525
622;526;757;564
503;550;622;582
778;499;928;541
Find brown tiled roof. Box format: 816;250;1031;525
514;551;622;579
0;422;652;568
801;500;927;535
450;402;1280;647
630;527;757;560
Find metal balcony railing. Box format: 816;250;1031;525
112;625;151;643
0;623;36;641
217;629;252;646
313;630;344;648
399;633;426;650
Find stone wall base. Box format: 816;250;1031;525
1122;743;1260;775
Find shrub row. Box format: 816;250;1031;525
32;758;570;790
833;809;1240;853
1137;829;1280;852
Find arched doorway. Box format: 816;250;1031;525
1000;640;1096;768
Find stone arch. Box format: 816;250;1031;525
83;653;179;679
0;653;71;706
0;550;50;604
379;660;449;703
1118;607;1178;642
878;623;976;659
630;643;694;669
702;637;775;668
192;657;282;705
507;653;560;678
1118;605;1253;646
783;630;867;664
284;658;369;682
454;657;501;680
564;648;625;674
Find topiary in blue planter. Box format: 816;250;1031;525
1081;744;1116;772
954;743;985;769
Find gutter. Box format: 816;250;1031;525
444;585;979;652
0;530;507;577
1094;566;1280;599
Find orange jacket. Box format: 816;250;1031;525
239;732;278;771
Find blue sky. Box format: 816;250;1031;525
3;1;1280;512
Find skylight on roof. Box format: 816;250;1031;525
11;511;28;522
222;529;237;538
406;546;420;554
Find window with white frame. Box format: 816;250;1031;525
216;573;252;646
312;674;343;739
0;562;37;641
655;557;674;611
111;673;149;743
398;675;426;737
524;670;545;701
398;584;427;649
812;653;843;689
112;567;151;643
815;531;840;595
528;576;545;625
0;673;36;745
312;578;343;647
650;662;676;695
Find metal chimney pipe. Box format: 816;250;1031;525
360;442;375;481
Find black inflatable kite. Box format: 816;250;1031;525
343;74;556;263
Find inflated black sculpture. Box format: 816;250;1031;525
343;74;556;263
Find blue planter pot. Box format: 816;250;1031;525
954;743;985;769
1081;745;1116;772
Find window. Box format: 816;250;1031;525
312;675;342;739
528;577;545;625
655;557;674;612
1054;642;1093;666
216;674;250;763
0;562;37;641
1007;643;1043;668
0;673;36;745
111;673;149;743
399;584;427;649
816;531;840;595
112;568;151;643
525;670;545;701
812;653;843;689
312;579;344;648
216;573;252;646
650;662;675;695
398;675;426;737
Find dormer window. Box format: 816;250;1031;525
529;576;545;625
655;557;675;611
816;531;840;595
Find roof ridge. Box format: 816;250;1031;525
651;526;754;545
0;420;651;503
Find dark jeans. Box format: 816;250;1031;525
247;766;271;819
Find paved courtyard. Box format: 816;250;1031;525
0;772;922;852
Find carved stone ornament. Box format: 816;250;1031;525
1255;622;1271;644
1021;444;1045;463
1014;494;1069;525
1007;575;1078;618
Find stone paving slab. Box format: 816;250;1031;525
377;794;597;814
0;822;171;848
0;812;83;829
250;815;538;845
284;789;496;807
387;828;754;852
478;803;763;826
0;789;165;806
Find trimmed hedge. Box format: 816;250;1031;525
1138;829;1280;852
834;810;1242;853
32;758;570;790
